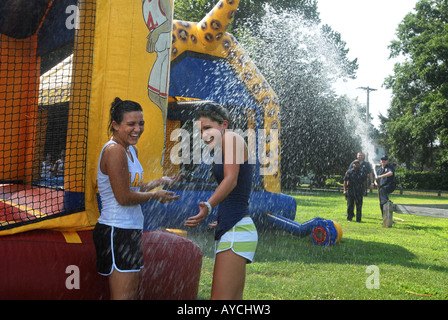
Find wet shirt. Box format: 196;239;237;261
212;159;253;241
344;168;365;198
348;160;372;179
97;140;144;230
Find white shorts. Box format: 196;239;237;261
215;217;258;263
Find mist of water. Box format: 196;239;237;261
237;5;378;172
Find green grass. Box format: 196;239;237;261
188;191;448;300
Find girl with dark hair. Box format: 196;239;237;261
93;97;180;300
185;102;257;300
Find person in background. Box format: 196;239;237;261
343;160;366;222
185;102;257;300
52;149;65;177
41;153;53;181
375;155;396;218
93;97;180;300
348;152;374;193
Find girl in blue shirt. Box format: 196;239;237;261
185;102;257;300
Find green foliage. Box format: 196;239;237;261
325;175;343;187
395;168;448;190
382;0;448;171
173;0;213;22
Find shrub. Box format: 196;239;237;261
395;169;448;190
325;175;343;187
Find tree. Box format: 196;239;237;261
382;0;448;171
174;0;214;22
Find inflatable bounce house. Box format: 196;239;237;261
0;0;341;299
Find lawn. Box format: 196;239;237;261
188;191;448;300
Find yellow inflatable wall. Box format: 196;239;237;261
0;0;174;235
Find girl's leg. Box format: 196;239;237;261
108;269;140;300
211;249;247;300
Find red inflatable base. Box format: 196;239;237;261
0;229;202;300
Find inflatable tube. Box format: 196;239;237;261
0;229;202;300
265;213;321;238
249;191;297;224
266;213;342;246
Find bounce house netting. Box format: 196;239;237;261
0;0;96;232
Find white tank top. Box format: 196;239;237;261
97;140;144;229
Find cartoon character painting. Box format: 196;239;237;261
142;0;172;123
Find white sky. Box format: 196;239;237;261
317;0;418;128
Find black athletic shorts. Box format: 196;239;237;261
93;223;144;275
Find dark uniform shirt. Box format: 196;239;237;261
344;168;365;199
348;160;372;180
376;164;396;188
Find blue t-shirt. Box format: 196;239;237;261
212;159;253;240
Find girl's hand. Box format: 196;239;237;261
184;202;209;228
140;174;183;192
154;190;179;204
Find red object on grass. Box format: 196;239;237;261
0;229;202;300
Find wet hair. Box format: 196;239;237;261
108;97;143;136
194;101;232;129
